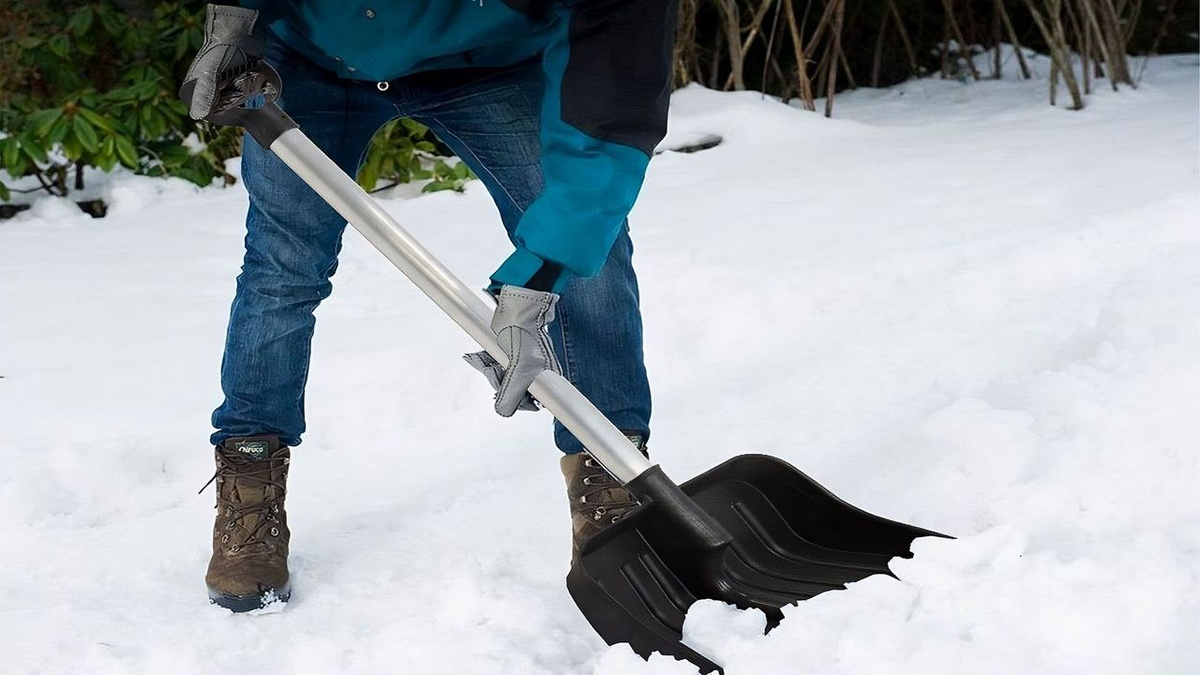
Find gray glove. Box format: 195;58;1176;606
181;5;262;120
464;285;563;417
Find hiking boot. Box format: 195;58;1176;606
202;435;291;611
561;434;647;558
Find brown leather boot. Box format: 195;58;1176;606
203;435;291;611
560;434;647;558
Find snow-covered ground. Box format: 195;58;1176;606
2;54;1198;674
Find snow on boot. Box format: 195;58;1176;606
202;435;291;611
561;434;647;558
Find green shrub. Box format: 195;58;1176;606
0;2;236;202
357;118;476;195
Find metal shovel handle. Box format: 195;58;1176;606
255;105;653;485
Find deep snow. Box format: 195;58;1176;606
1;55;1198;674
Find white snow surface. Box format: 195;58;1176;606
2;56;1198;674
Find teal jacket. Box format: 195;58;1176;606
243;0;678;293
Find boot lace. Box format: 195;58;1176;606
577;456;640;524
200;449;287;552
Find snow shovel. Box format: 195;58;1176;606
188;64;946;672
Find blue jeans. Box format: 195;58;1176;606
211;38;651;454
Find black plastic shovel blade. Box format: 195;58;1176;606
567;455;947;673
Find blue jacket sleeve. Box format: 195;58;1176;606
489;0;679;294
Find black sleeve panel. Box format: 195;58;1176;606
560;0;680;156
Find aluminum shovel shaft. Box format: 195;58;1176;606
268;125;653;484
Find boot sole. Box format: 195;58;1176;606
207;582;291;613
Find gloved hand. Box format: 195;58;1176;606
180;4;262;121
464;285;563;417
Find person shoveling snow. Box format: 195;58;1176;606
181;3;939;670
